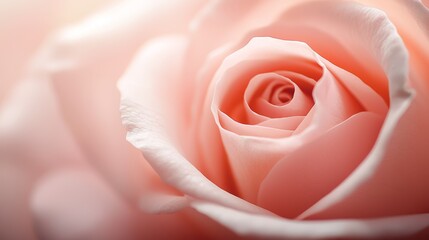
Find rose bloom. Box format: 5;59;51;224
1;0;428;239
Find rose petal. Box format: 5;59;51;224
192;201;429;239
244;72;315;121
31;168;226;239
258;111;383;218
0;80;87;240
31;169;142;240
218;111;294;138
32;0;208;203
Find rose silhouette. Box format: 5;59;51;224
1;0;429;239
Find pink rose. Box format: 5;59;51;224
1;0;428;239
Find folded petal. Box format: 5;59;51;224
258;112;383;218
193;202;429;239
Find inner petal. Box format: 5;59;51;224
272;85;294;105
244;72;315;123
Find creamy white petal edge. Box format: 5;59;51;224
193;202;429;239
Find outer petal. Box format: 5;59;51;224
0;80;87;240
31;0;208;204
31;168;226;239
31;169;143;240
193;202;429;239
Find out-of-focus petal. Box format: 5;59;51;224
31;168;227;239
0;80;87;240
0;0;116;103
28;0;207;204
31;169;143;240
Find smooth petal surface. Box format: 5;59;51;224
258;112;384;218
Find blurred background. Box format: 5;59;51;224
0;0;117;104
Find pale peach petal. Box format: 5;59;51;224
300;74;429;220
244;72;314;122
257;116;305;130
218;111;294;138
258;112;384;218
322;60;388;116
193;202;429;239
188;45;240;193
